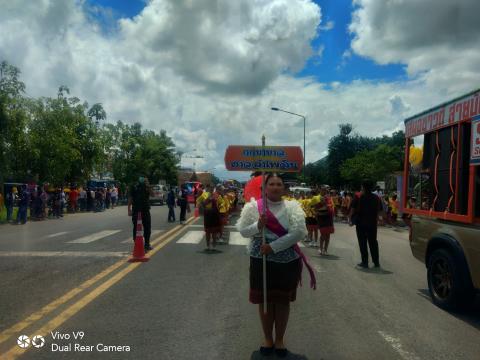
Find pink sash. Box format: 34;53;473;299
257;199;316;290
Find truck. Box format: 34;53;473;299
402;88;480;310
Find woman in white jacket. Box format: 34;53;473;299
237;173;314;358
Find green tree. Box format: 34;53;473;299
325;123;373;187
340;144;401;187
103;121;179;186
0;61;30;185
88;103;107;125
28;87;103;184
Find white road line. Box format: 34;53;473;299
189;224;237;230
378;331;421;360
47;232;68;238
177;231;204;244
228;232;250;246
313;264;326;273
120;230;164;244
0;251;128;258
67;230;122;244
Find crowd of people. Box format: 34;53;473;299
0;185;121;225
194;184;239;251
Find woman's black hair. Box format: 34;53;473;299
265;172;285;185
362;180;374;193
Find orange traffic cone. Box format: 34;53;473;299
128;212;150;263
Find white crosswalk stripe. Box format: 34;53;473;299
176;230;306;247
228;232;249;246
67;230;122;244
46;231;68;238
189;224;237;230
177;231;204;244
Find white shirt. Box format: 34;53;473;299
238;198;307;254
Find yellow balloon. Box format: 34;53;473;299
409;146;423;167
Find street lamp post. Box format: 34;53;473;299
271;107;306;180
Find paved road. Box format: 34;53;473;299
0;209;479;360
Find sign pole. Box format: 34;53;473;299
261;135;268;314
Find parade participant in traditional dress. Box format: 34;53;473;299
216;186;229;241
316;186;335;255
196;184;221;251
301;194;315;245
237;173;316;358
306;191;321;247
331;190;340;220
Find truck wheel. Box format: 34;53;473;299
427;248;474;310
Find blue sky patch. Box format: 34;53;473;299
87;0;408;84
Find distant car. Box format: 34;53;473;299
150;184;167;205
289;186;312;196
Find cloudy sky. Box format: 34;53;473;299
1;0;479;180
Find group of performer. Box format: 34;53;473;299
195;184;238;251
193;177;333;357
286;187;335;255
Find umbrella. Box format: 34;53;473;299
243;175;263;202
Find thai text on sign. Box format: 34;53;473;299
471;115;480;165
405;89;480;138
224;145;303;172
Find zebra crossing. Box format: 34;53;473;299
0;224;306;258
174;229;305;247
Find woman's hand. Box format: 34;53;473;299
257;214;267;230
260;244;273;255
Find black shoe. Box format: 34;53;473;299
357;262;368;268
374;263;380;268
259;346;274;356
145;245;153;252
275;348;288;358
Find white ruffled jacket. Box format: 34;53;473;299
236;199;307;255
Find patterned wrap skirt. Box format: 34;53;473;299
317;213;334;235
203;208;221;234
305;216;318;231
249;257;301;304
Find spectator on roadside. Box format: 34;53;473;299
38;187;47;219
69;187;79;213
105;188;111;209
16;187;29;225
79;187;87;211
5;188;15;223
40;186;49;218
178;185;189;225
95;188;102;212
389;194;399;225
59;188;66;217
111;187;118;208
383;195;392;226
53;188;62;218
32;187;43;219
166;188;176;222
0;191;4;216
349;181;384;268
402;196;416;228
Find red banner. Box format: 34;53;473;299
405;89;480;138
224;145;303;172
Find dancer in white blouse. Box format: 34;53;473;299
237;173;315;358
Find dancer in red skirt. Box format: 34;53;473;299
237;174;316;358
316;186;335;255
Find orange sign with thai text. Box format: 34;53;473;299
224;145;303;172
